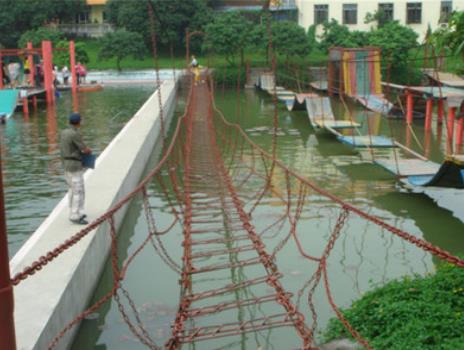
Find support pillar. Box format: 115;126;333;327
456;117;464;146
425;98;433;131
437;99;444;125
69;41;77;97
0;146;17;350
22;97;29;116
406;92;414;124
447;106;456;153
41;41;54;105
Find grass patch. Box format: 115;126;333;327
323;261;464;350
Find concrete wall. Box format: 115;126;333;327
10;78;178;350
296;0;464;41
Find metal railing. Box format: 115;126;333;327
56;23;113;38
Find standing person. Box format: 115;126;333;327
76;62;87;85
23;58;31;86
61;65;70;85
190;55;200;85
60;113;92;225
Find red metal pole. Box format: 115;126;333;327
425;98;433;131
437;99;444;125
456;117;463;146
41;41;54;105
0;147;17;350
69;41;77;96
447;106;456;152
406;92;414;124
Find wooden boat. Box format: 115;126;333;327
77;84;103;92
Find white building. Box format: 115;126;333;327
295;0;464;41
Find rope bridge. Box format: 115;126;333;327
7;69;464;349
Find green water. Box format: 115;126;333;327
3;86;154;256
69;86;464;349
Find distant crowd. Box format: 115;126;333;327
2;58;87;88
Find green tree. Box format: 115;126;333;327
54;41;89;69
106;0;213;50
368;20;419;83
270;21;311;60
430;11;464;58
0;0;84;48
98;30;145;71
203;12;253;65
18;27;64;48
318;19;361;52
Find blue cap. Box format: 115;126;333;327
69;112;81;124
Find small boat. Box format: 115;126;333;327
77;84;103;92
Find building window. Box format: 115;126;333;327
440;1;453;23
378;3;394;24
343;4;357;25
314;4;328;25
406;2;422;24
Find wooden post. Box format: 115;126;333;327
425;98;433;131
437;99;444;125
0;146;17;350
41;41;54;105
456;117;464;146
447;106;456;152
22;96;29;116
69;41;77;96
0;54;3;89
406;92;414;124
185;28;190;68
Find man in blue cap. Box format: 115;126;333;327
60;112;92;225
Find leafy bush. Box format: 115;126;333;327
318;19;362;52
18;27;63;48
212;66;246;87
323;261;464;350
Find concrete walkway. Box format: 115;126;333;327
10;78;177;350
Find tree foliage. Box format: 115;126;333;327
430;11;464;58
318;19;364;52
18;27;64;48
98;30;145;71
368;20;418;66
0;0;84;48
54;41;89;68
203;12;253;65
106;0;213;50
323;262;464;349
270;21;311;59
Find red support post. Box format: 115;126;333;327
41;41;54;105
437;99;444;125
447;106;456;151
27;42;35;88
406;92;414;124
22;97;29;116
69;41;77;96
425;98;433;131
0;147;17;350
456;117;464;146
0;54;3;89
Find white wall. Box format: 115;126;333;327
296;0;464;41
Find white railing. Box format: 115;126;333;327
56;23;114;38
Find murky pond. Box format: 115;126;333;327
3;85;155;256
68;84;464;349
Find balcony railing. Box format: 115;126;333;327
56;23;113;38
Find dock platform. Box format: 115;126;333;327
422;69;464;88
375;158;441;177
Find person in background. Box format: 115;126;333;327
62;65;70;85
53;65;59;87
76;62;87;85
23;58;31;86
190;55;200;85
60;113;92;225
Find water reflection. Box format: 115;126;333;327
72;87;463;349
3;86;155;256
